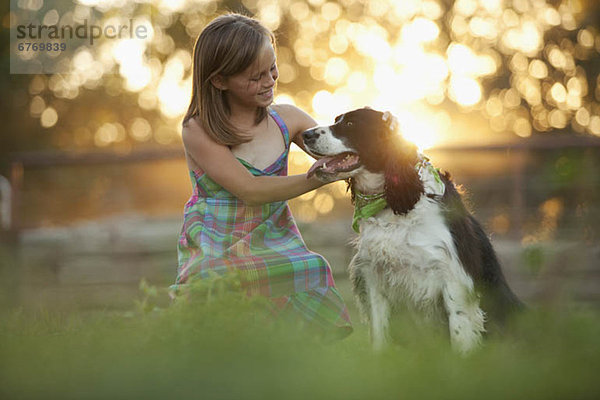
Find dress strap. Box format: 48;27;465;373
268;108;290;148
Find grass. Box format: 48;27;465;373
1;274;600;400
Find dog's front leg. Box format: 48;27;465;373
442;279;486;354
365;271;390;351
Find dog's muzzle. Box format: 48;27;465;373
302;127;326;148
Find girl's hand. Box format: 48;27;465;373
313;169;352;183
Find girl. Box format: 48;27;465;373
172;13;352;338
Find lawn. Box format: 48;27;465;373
1;273;600;400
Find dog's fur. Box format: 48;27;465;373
302;108;523;353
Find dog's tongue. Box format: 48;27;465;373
307;156;337;178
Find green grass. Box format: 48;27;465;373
1;275;600;400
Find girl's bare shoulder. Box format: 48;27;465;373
180;117;225;161
181;116;204;138
181;116;214;149
270;104;317;140
271;103;304;121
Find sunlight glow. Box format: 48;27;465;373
395;108;450;151
113;39;152;92
157;77;190;118
130;118;152;142
447;43;496;77
550;82;567;103
21;0;596;223
401;18;440;43
449;76;482;106
347;72;368;93
311;90;351;123
275;94;296;106
39;0;599;153
40;107;58;128
324;57;349;86
30;96;45;117
503;20;542;55
352;25;392;62
258;2;281;30
159;0;186;12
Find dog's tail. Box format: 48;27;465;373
452;212;525;329
476;223;526;331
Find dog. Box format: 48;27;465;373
302;108;523;353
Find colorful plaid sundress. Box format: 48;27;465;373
173;108;352;336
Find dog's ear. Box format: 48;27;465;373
384;139;424;215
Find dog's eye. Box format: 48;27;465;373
346;121;353;127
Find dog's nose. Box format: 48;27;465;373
302;128;322;145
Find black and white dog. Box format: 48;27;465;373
302;108;522;353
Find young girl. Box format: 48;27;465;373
172;13;352;338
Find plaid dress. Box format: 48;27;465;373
173;109;352;336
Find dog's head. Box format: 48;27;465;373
302;107;424;214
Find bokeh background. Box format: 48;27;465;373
1;0;599;312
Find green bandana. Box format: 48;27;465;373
350;154;445;233
352;192;388;233
416;155;445;196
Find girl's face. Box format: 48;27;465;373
221;41;278;110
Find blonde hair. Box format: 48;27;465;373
183;13;276;146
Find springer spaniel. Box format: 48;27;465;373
302;108;523;353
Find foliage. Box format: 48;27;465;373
2;0;600;167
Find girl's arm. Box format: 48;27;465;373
182;117;326;206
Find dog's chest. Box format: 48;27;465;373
353;197;464;306
356;197;457;274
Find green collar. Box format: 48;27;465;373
352;191;388;233
351;154;445;233
416;154;445;196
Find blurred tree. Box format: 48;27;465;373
1;0;599;169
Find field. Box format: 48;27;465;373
1;147;598;399
1;274;600;400
3;0;600;397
